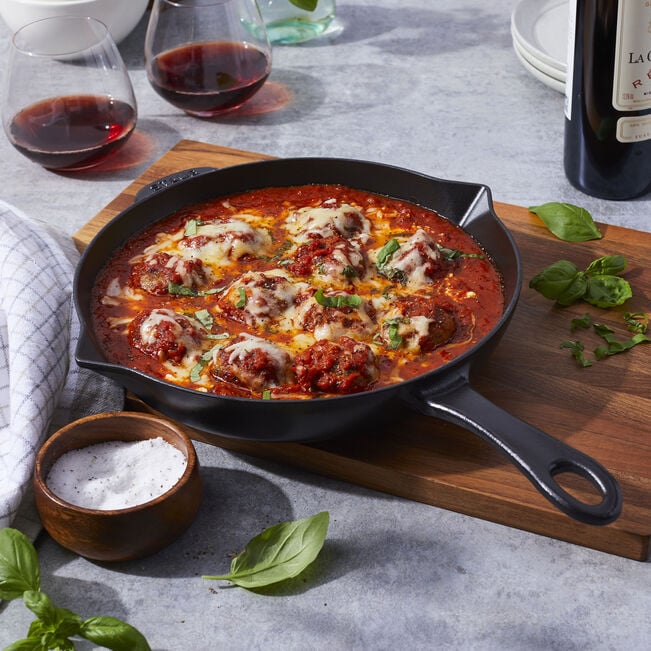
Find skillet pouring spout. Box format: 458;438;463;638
402;374;622;526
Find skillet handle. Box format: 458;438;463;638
406;378;622;526
134;167;217;202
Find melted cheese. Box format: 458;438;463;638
180;220;272;266
388;229;442;288
285;204;370;243
221;334;291;378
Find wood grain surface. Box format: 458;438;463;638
75;140;651;560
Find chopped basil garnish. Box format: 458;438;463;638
384;318;404;350
435;243;484;261
570;313;592;332
207;332;230;340
560;340;593;367
262;389;272;400
168;281;198;297
184;220;197;237
561;312;649;367
235;287;247;308
593;323;650;360
624;312;648;334
169;282;225;297
342;265;358;278
376;239;400;267
194;309;213;329
190;343;223;382
314;289;362;309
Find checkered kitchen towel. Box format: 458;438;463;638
0;200;124;538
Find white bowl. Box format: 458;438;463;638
0;0;149;44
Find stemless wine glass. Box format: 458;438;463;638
1;16;137;172
145;0;272;118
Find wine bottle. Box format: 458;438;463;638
563;0;651;200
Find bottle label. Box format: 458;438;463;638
612;0;651;112
616;114;651;141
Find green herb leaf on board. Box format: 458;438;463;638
529;202;602;241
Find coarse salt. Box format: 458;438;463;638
46;437;187;510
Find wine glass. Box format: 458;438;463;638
145;0;272;118
1;16;137;172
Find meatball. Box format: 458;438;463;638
293;336;379;394
295;290;376;342
129;252;207;295
211;334;292;391
217;271;299;327
377;229;448;286
288;234;366;281
128;308;205;364
286;202;370;243
379;296;457;352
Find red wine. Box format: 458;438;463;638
148;41;270;116
8;95;136;171
564;1;651;200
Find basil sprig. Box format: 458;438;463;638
529;202;602;241
203;512;329;589
0;528;150;650
529;255;632;307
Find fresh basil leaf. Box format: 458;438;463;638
376;239;400;267
583;275;632;308
556;272;588;306
529;202;602;241
0;528;40;600
585;255;627;276
23;591;79;633
203;511;329;589
528;260;581;302
289;0;319;11
314;289;362;309
2;638;45;651
560;340;593;367
80;616;151;651
262;389;272;400
624;312;648;334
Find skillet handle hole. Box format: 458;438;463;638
551;468;606;506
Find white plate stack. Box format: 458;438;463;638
511;0;568;94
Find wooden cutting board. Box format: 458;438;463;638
74;140;651;561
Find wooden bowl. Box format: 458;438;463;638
33;411;202;562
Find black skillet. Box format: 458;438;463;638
73;158;622;526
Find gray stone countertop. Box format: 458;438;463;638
1;1;650;649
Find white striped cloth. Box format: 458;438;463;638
0;200;123;538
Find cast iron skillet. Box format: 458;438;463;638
74;158;622;526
